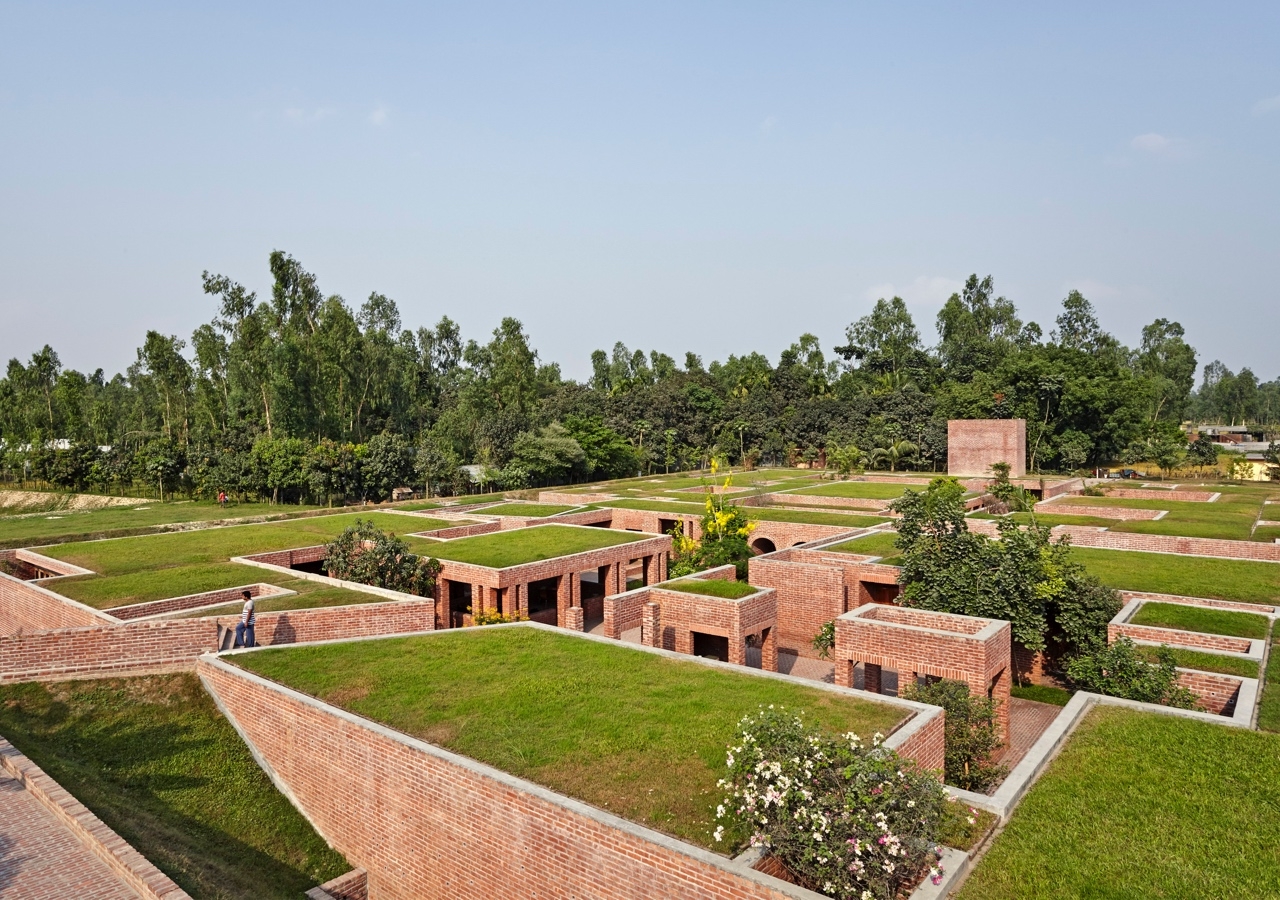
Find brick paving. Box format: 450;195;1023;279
0;770;143;900
993;697;1063;770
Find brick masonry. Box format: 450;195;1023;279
0;600;437;684
1175;670;1244;716
948;419;1026;478
748;546;902;658
307;869;368;900
0;570;119;636
966;518;1280;562
198;653;832;900
1108;621;1253;654
1040;504;1166;521
0;735;191;899
832;606;1012;742
1117;591;1278;616
1104;488;1217;502
106;582;296;621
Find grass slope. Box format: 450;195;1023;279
0;675;348;899
475;502;580;517
1072;547;1280;605
41;512;450;608
424;524;643;568
235;628;904;850
959;706;1280;899
1128;602;1269;639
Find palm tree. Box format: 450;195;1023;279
869;439;919;473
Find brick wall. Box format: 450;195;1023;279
1106;489;1216;502
1117;591;1277;616
198;657;818;900
758;492;892;512
0;737;191;900
537;491;615;504
1041;505;1165;521
307;869;368;900
0;571;118;636
0;600;437;684
1049;526;1280;562
747;555;846;656
890;706;946;773
106;582;294;621
1108;621;1253;654
0;548;96;578
1176;670;1243;716
948;419;1026;477
409;522;502;540
640;585;777;667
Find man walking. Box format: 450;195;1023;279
235;589;256;648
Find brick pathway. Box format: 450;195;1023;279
993;697;1063;770
0;770;143;900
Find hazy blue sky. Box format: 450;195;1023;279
2;2;1278;382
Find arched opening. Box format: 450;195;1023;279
751;537;777;555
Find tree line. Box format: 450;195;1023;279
1;253;1277;501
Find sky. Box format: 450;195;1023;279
1;2;1278;383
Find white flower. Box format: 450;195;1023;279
713;826;724;842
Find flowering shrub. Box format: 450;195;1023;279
666;460;758;579
714;708;948;900
468;606;529;626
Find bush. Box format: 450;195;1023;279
902;679;1007;792
322;519;442;597
811;620;836;659
714;708;949;900
1064;638;1198;709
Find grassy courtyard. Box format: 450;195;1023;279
958;706;1280;899
411;523;644;568
0;674;349;899
598;497;890;528
38;511;452;608
781;480;918;500
1030;485;1273;541
234;627;906;850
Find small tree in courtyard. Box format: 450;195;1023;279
902;679;1006;792
323;519;442;597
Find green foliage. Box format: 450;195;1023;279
811;619;836;659
903;679;1007;792
891;477;1121;655
987;460;1032;511
714;707;949;899
322;519;441;596
1063;638;1198;708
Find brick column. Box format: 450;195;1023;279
557;575;571;626
728;630;746;667
514;583;527;618
564;606;584;632
836;658;855;689
643;555;658;587
991;668;1011;745
473;583;485;615
761;627;778;673
641;602;661;648
864;663;882;695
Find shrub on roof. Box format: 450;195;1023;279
323;518;441;596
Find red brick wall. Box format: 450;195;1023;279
948;419;1026;477
758;492;892;512
1176;670;1243;715
1105;489;1216;502
0;571;118;636
198;659;814;900
747;555;846;656
1050;527;1280;562
1117;591;1277;616
644;586;776;665
1041;505;1165;521
106;582;293;621
890;707;946;773
1108;622;1253;654
0;600;436;684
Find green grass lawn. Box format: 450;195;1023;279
1260;633;1280;732
1132;645;1260;679
235;628;905;850
1254;524;1280;543
40;512;451;608
661;579;759;599
391;500;441;511
1010;684;1073;706
1128;601;1270;639
0;499;332;549
599;498;888;528
420;524;644;568
958;706;1280;900
475;502;581;517
0;675;348;899
781;481;911;500
1071;547;1280;605
1037;488;1267;541
821;531;902;559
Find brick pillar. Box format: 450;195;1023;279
473;583;485;615
657;552;667;582
836;658;854;689
641;602;661;648
865;663;882;695
729;631;746;666
565;606;584;632
991;668;1011;745
643;555;658;586
557;575;571;626
514;583;527;618
761;627;778;673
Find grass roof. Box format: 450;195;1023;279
422;524;646;568
660;578;759;599
233;627;906;850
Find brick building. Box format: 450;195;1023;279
947;418;1027;477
